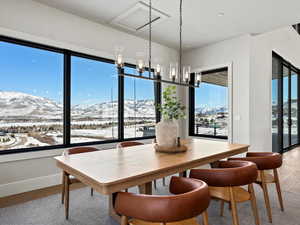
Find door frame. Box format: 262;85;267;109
272;51;300;153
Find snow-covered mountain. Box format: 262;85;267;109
0;91;61;119
0;91;155;119
195;106;227;115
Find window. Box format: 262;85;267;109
272;56;280;153
71;56;118;143
0;36;160;154
124;68;157;138
189;68;228;139
272;52;300;153
0;40;64;151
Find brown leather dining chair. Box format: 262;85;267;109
190;161;260;225
229;152;283;223
61;146;98;219
118;141;166;189
114;176;210;225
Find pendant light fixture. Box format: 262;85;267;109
115;0;201;88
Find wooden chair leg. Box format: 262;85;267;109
61;172;65;204
202;210;209;225
121;215;128;225
163;177;166;186
90;188;94;196
260;171;272;223
229;187;240;225
220;200;225;216
64;173;70;220
249;184;260;225
274;169;284;211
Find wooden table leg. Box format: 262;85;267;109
109;193;121;224
61;172;66;204
64;172;70;220
138;182;152;194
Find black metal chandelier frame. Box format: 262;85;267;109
116;0;201;88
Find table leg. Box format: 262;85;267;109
109;193;121;223
138;182;152;194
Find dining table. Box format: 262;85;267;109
54;138;249;223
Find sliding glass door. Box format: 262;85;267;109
272;52;300;153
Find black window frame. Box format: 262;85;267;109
189;67;228;140
272;51;300;153
0;35;161;155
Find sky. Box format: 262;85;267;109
0;41;227;107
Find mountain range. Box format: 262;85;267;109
0;91;155;119
0;91;227;120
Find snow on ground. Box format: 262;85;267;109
0;136;16;146
196;127;228;136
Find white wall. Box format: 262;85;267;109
0;0;177;197
183;35;252;145
182;26;300;154
249;27;300;152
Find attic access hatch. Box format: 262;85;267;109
111;1;170;32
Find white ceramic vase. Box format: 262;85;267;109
155;120;178;148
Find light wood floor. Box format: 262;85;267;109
278;147;300;194
0;147;299;208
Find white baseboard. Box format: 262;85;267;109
0;173;61;198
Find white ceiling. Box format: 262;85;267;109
34;0;300;50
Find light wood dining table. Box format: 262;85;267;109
55;139;249;223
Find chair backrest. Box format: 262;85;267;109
118;141;144;148
114;176;210;223
190;161;258;187
68;147;98;155
229;152;282;170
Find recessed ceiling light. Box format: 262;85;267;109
218;12;225;17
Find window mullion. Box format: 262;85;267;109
63;51;71;145
118;68;125;140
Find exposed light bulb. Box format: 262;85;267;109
156;64;161;73
183;66;191;83
155;64;162;77
114;46;124;68
136;59;145;74
116;54;123;66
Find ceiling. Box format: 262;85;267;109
202;70;228;87
34;0;300;50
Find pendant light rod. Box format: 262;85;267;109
179;0;183;83
148;0;152;78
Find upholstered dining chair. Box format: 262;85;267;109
118;141;166;189
114;176;210;225
190;161;260;225
61;146;98;219
229;152;284;223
